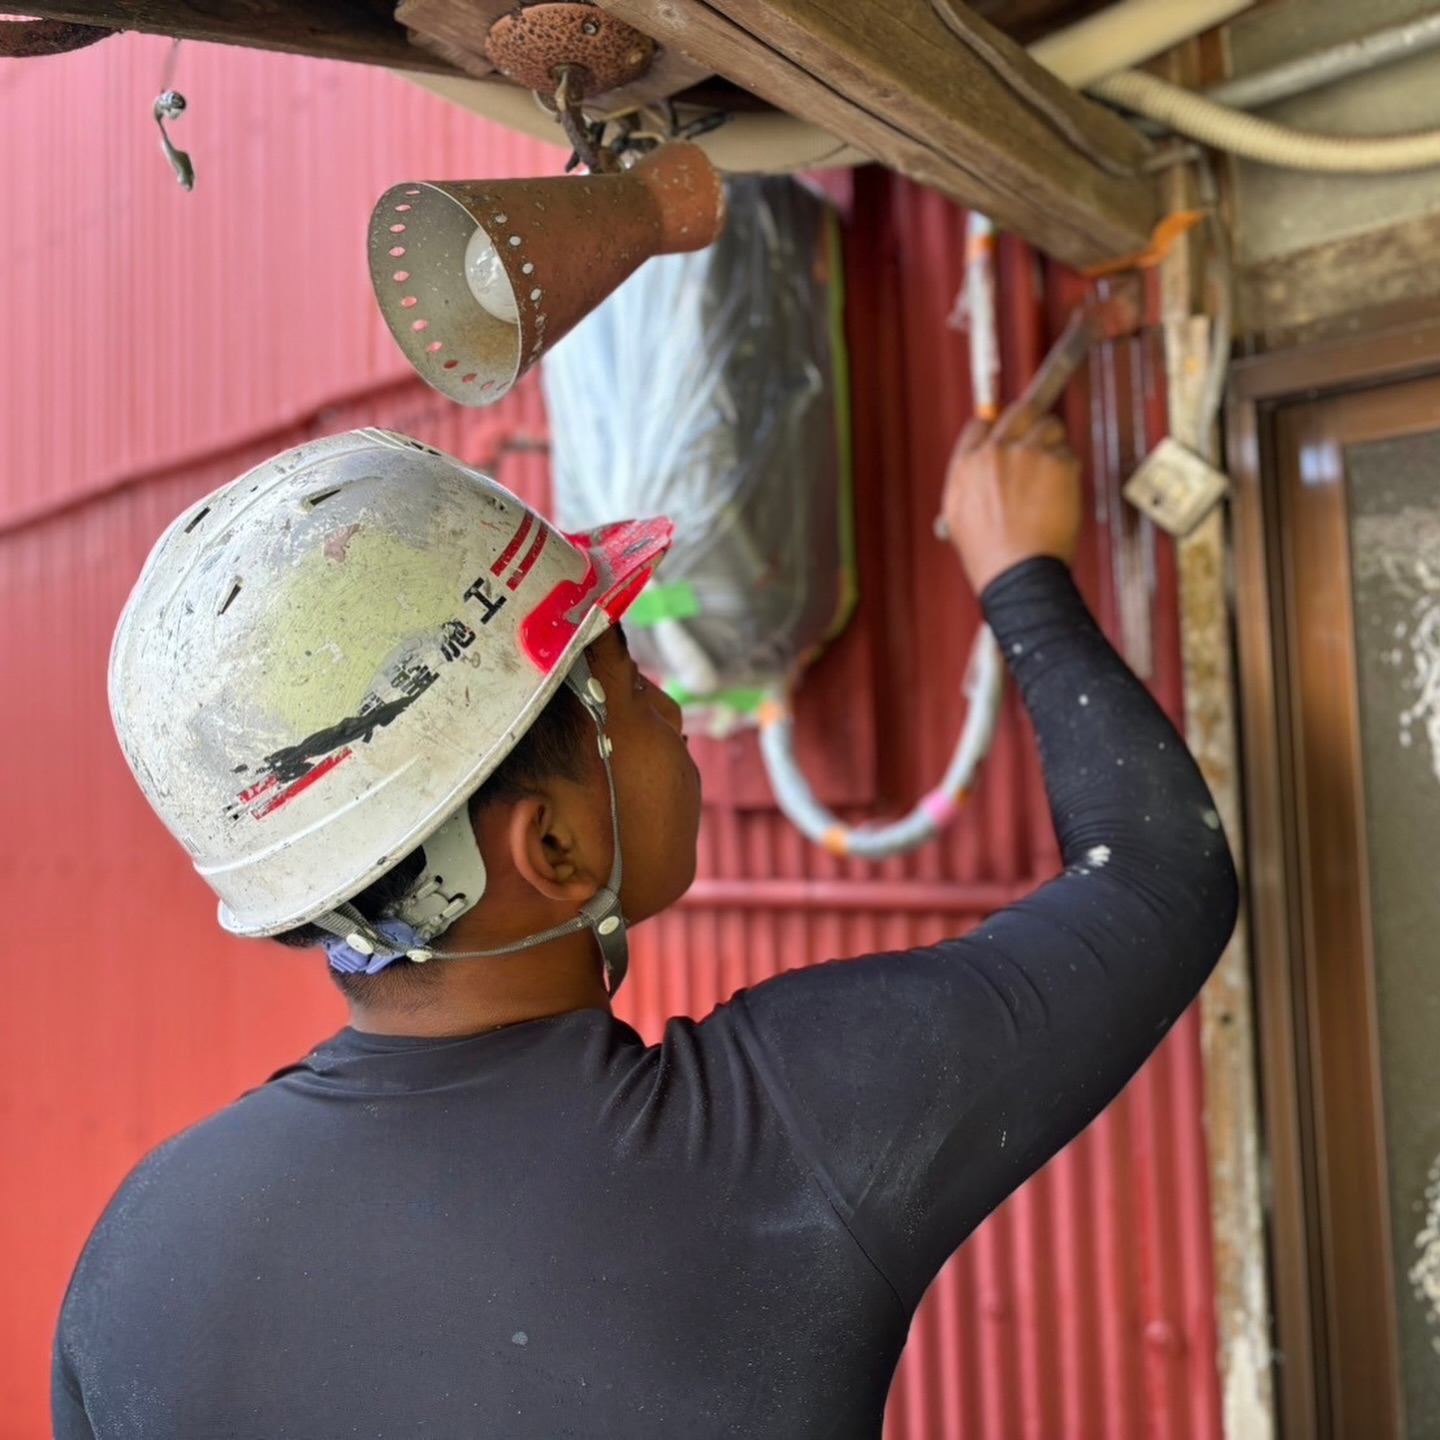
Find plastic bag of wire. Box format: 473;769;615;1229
542;174;852;736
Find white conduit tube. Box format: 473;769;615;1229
758;212;1008;861
965;214;1001;422
1202;11;1440;113
760;633;1004;860
1029;0;1255;91
1091;68;1440;173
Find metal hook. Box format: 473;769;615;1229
552;65;619;174
153;88;195;191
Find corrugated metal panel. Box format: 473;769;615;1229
0;373;555;1435
0;32;555;529
620;171;1221;1440
0;37;1221;1440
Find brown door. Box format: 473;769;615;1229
1269;373;1440;1438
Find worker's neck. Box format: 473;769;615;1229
345;927;611;1039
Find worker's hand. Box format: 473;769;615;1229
940;403;1081;595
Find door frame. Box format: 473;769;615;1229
1228;313;1440;1438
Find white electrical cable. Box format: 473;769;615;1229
1028;0;1254;92
1093;68;1440;173
758;627;1005;861
963;213;1001;421
756;210;1009;861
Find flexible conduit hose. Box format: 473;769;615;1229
757;213;1009;861
759;629;1006;860
1093;68;1440;173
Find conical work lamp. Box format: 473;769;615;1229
368;142;726;406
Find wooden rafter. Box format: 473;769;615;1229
0;1;459;74
596;0;1159;269
4;0;1162;267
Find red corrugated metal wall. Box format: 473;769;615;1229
0;34;1221;1440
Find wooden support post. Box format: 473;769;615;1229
596;0;1161;270
1171;412;1278;1440
1157;49;1278;1440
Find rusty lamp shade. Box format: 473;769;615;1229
368;142;726;406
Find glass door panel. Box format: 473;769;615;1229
1347;422;1440;1435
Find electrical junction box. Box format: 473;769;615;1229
1123;435;1230;537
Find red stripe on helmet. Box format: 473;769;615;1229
490;511;534;577
507;526;548;591
251;748;353;819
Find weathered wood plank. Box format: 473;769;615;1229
396;0;505;80
1237;209;1440;348
598;0;1160;267
971;0;1113;47
1153;33;1278;1427
0;0;459;73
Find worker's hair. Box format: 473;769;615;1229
270;678;594;1006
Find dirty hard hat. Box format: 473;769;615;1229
108;428;672;941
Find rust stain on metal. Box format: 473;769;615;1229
484;3;657;95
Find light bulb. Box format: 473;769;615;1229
463;227;519;325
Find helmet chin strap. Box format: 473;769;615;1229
311;653;630;995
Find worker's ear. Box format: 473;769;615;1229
505;788;607;902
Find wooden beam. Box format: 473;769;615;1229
0;1;460;74
8;0;1161;265
394;0;507;79
596;0;1160;269
1237;209;1440;349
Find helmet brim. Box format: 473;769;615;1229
515;515;674;677
577;516;675;622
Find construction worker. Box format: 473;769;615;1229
54;407;1237;1439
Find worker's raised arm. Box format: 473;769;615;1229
715;407;1239;1311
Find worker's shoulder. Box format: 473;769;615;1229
88;1073;299;1233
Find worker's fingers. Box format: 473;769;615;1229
1024;415;1068;452
991;397;1041;444
956;415;991;455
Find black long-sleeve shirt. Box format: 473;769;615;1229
53;557;1238;1438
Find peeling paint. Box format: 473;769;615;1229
323;523;360;563
250;528;455;734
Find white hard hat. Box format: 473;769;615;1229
109;429;671;945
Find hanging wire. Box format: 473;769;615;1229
159;34;182;92
1193;154;1233;466
553;65;619;174
153;40;195;191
